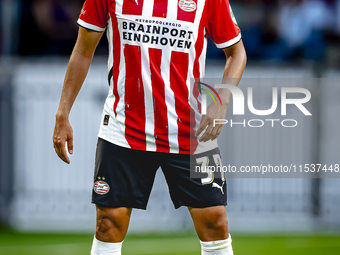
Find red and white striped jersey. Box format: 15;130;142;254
78;0;241;154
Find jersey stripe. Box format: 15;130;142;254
142;47;156;151
143;0;155;17
161;47;179;153
124;44;147;150
109;11;121;117
170;51;197;153
152;0;168;18
192;2;207;114
122;0;145;15
192;2;205;79
114;0;126;124
167;0;179;21
149;48;170;152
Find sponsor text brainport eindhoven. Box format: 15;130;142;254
122;20;193;49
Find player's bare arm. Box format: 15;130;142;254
53;27;103;164
196;40;247;142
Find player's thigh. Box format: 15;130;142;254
189;205;229;241
95;206;132;242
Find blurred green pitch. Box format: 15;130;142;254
0;229;339;255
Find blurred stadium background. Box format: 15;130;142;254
1;0;340;254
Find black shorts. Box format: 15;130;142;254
92;138;227;209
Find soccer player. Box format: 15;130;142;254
53;0;246;254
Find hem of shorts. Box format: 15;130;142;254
92;201;147;210
174;202;227;209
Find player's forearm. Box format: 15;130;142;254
56;50;93;119
56;27;103;120
219;40;247;108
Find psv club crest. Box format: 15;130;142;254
179;0;197;12
94;180;110;195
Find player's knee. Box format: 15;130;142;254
96;216;114;235
95;207;131;242
95;215;125;242
204;215;228;233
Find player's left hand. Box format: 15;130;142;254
195;101;228;142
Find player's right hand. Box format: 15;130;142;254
53;114;73;164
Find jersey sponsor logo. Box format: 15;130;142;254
94;181;110;195
179;0;197;12
122;20;193;49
